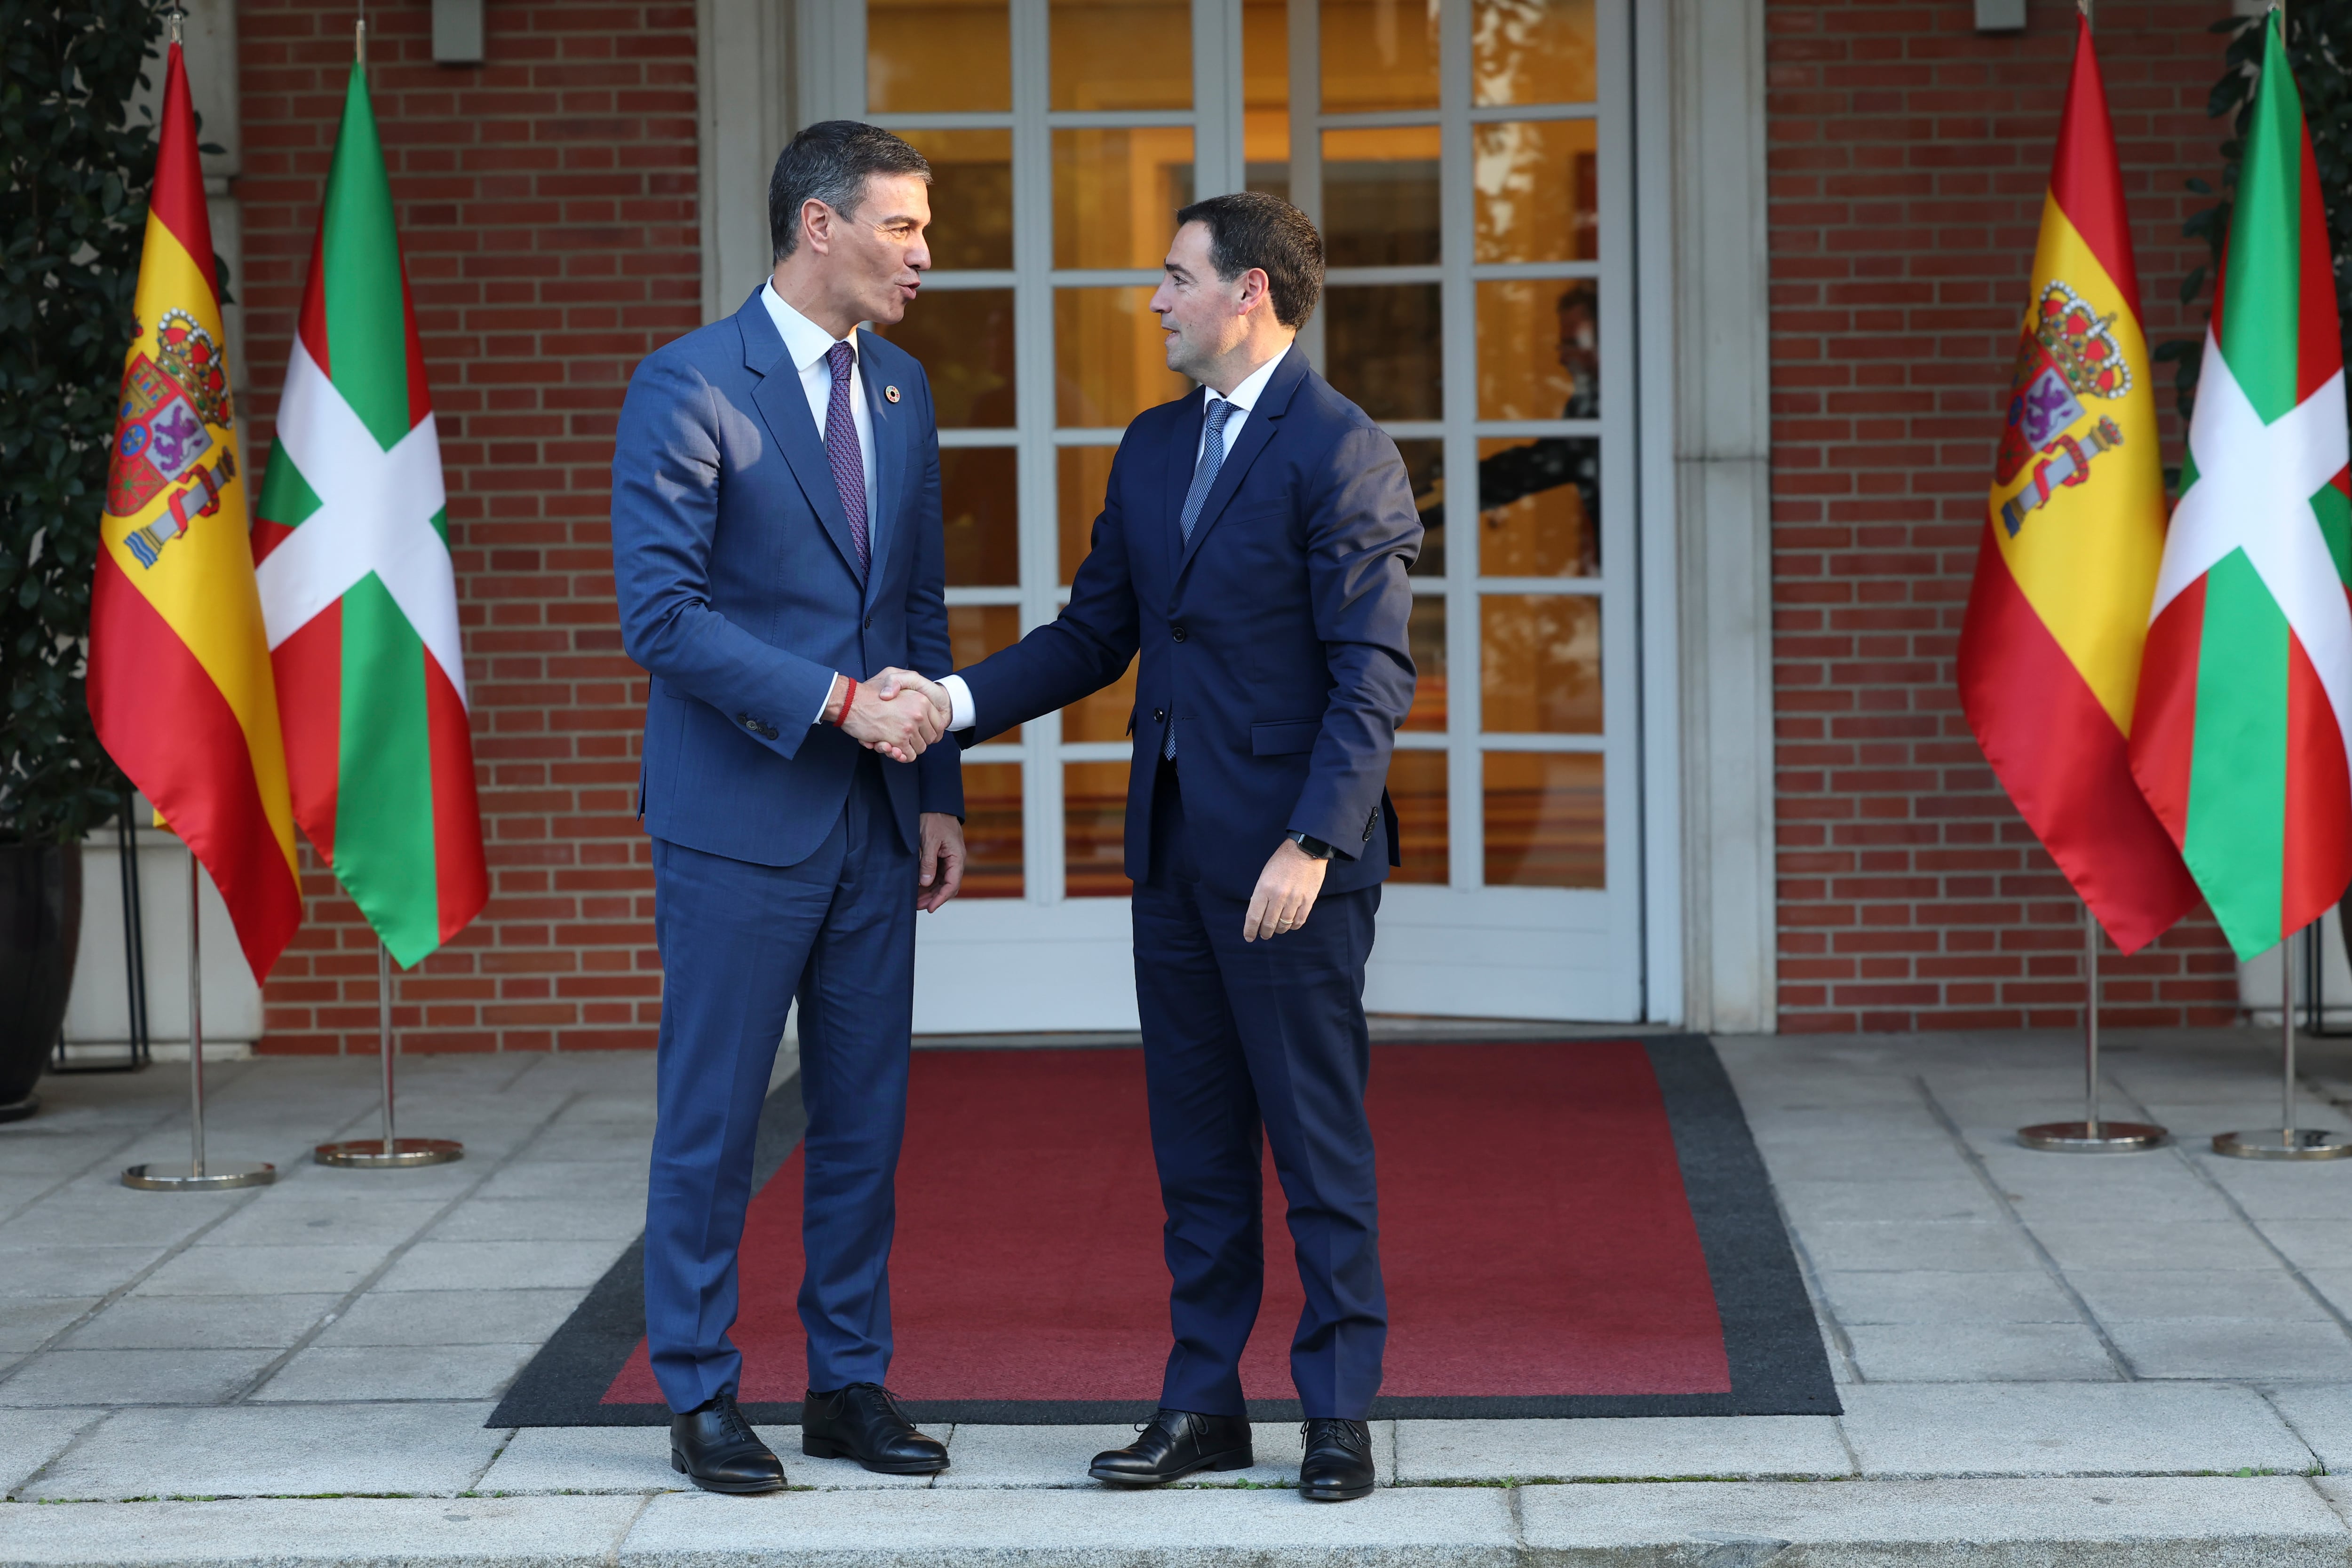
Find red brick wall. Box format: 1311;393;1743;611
1766;0;2244;1031
238;0;698;1052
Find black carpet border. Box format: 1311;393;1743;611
490;1036;1839;1427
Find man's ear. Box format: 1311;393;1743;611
802;198;834;257
1240;267;1272;317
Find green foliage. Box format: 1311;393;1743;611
2158;5;2352;426
0;2;166;843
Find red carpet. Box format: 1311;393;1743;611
600;1042;1732;1407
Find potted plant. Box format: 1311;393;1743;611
0;5;169;1119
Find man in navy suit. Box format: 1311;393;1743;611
611;121;967;1493
896;192;1419;1503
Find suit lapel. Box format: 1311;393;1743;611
1163;391;1207;579
858;330;900;610
1175;344;1309;581
740;293;867;588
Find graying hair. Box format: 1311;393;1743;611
769;121;931;261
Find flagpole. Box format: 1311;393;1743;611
2019;901;2167;1152
2215;924;2351;1159
314;942;464;1168
122;857;276;1190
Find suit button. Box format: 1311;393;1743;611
865;615;874;630
1153;708;1166;722
1172;626;1187;642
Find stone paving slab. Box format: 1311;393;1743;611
1833;1383;2316;1478
0;1351;278;1409
249;1344;539;1404
21;1404;508;1501
0;1410;103;1496
0;1495;644;1568
1392;1416;1851;1482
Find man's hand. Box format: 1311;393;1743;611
835;674;944;762
1243;839;1327;942
918;812;966;912
871;667;953;731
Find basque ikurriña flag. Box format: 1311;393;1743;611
1958;13;2198;953
2132;12;2352;960
253;61;487;968
88;38;304;982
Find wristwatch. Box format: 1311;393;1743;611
1287;831;1338;861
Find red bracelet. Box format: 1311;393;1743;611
834;677;858;725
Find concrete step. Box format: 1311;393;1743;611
1;1476;2346;1567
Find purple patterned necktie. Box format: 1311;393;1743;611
823;340;870;572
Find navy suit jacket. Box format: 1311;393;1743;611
958;344;1419;901
612;287;961;867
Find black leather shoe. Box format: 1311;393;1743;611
1088;1409;1254;1485
669;1392;786;1494
1298;1418;1375;1501
802;1383;948;1474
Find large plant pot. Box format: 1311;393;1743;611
0;841;82;1117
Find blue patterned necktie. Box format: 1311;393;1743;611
1165;396;1237;760
823;340;870;572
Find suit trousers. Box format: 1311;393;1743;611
644;752;916;1411
1131;759;1388;1419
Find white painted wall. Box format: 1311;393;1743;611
62;828;264;1055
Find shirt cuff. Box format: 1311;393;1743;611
814;673;840;727
940;673;977;732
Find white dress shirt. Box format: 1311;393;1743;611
940;350;1288;733
763;281;880;724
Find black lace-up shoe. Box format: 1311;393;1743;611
1298;1417;1375;1501
1088;1409;1255;1485
801;1383;949;1474
669;1392;786;1494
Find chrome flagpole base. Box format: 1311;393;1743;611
2018;1120;2167;1153
314;1137;463;1169
2212;1128;2352;1161
122;1160;275;1191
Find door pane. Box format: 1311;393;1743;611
1065;761;1132;894
1398;438;1446;577
1321;0;1440;112
1477;435;1597;577
870;0;1011;113
875;290;1017;428
1473;119;1597;263
949;604;1023;741
1480;594;1599;734
1473;0;1596;106
1477;279;1595;420
902;129;1014;271
1403;595;1446;732
1245;0;1291;200
1065;654;1140;742
1058;446;1119;582
1386;749;1449;884
1484;751;1603;887
1054;127;1196;270
1052;0;1192;110
1322;126;1441;266
960;762;1025;897
942;447;1019;586
1323;285;1442;421
1056;287;1190;427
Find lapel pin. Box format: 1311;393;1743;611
884;385;901;404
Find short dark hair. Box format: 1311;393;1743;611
1173;192;1323;330
769;121;931;261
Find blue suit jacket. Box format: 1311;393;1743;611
612;287;961;867
958;344;1419;901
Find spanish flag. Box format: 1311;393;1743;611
87;39;302;982
1957;14;2196;953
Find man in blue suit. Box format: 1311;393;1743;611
611;122;967;1493
900;192;1419;1502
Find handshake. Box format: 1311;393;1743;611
837;667;954;763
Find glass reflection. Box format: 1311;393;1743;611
1403;595;1446;733
960;762;1025;897
1478;278;1595;421
874;289;1016;428
1245;0;1291;201
1473;0;1597;106
1065;654;1140;742
1059;445;1119;582
949;603;1023;742
1473;119;1597;264
1480;594;1599;734
1323;126;1441;267
1321;0;1440;112
1055;127;1196;271
1052;0;1192;111
1478;436;1597;577
869;0;1011;113
1386;749;1449;884
1057;288;1190;427
1322;285;1442;422
1484;751;1603;887
1065;760;1133;895
942;447;1020;586
1397;439;1446;578
901;129;1013;271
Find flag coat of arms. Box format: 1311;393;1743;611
254;61;487;968
88;39;303;982
2132;12;2352;960
1957;15;2198;953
